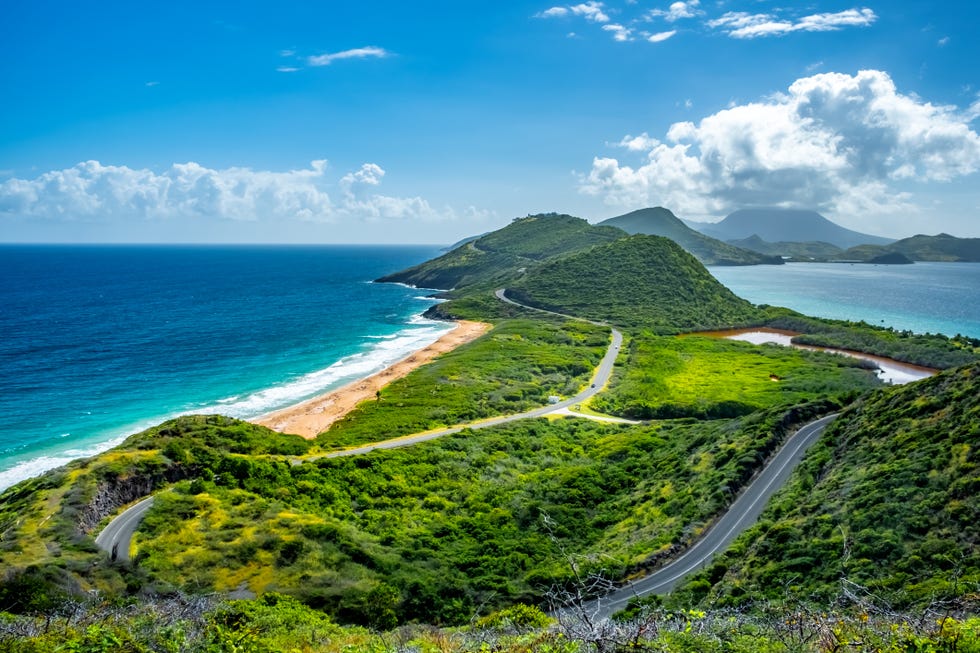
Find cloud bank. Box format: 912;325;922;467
708;7;877;39
580;70;980;219
0;160;454;225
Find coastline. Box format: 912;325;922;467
252;320;491;439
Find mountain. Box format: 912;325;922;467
727;234;844;261
508;234;763;331
689;208;893;249
698;361;980;608
598;207;783;266
376;213;625;290
850;233;980;262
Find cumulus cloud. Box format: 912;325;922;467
307;46;390;66
603;23;633;41
535;2;610;23
579;70;980;219
709;7;876;39
0;160;455;224
648;1;702;22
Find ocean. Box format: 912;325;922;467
709;262;980;340
0;245;451;491
2;250;979;492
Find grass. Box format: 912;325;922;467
317;317;610;446
592;335;881;419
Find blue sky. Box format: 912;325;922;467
1;1;978;243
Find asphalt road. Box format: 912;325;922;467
585;413;839;619
94;496;155;562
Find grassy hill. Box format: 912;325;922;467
599;207;784;266
681;361;980;608
508;234;763;331
375;213;624;291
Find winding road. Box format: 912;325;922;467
588;413;838;619
94;496;155;562
95;289;839;617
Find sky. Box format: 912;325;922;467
1;1;979;244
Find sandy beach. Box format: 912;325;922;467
252;320;490;438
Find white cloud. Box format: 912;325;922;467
709;7;876;39
536;1;609;23
938;36;950;47
603;23;633;41
536;6;570;18
648;1;702;22
648;30;677;42
276;66;299;73
0;160;456;225
307;46;390;67
579;70;980;220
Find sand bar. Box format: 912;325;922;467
252;320;490;439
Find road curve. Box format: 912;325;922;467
586;413;839;619
94;496;155;562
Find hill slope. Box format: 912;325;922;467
695;361;980;607
508;234;762;330
691;208;892;249
599;207;783;266
376;213;624;290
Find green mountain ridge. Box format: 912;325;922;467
508;234;763;330
375;213;624;291
844;233;980;262
598;207;784;266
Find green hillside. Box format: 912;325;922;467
599;207;784;265
685;361;980;608
508;234;763;330
375;213;624;290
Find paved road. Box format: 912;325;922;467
585;413;839;619
94;496;155;562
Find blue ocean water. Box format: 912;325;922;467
709;262;980;339
0;245;450;490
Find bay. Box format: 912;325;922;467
709;262;980;339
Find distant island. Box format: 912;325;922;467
2;211;979;651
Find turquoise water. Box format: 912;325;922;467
0;245;449;490
709;262;980;339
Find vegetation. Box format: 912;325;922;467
592;334;880;420
679;361;980;609
598;207;784;266
3;592;978;652
318;317;609;445
726;234;845;260
843;233;980;262
763;309;980;369
3;208;980;645
509;235;763;331
375;213;624;291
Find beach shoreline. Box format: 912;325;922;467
252;320;491;439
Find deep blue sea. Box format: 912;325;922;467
0;245;450;490
709;262;980;339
